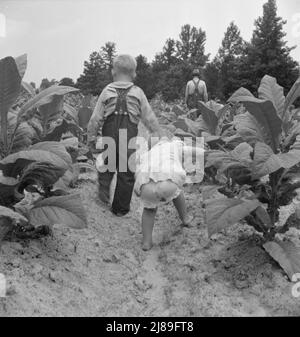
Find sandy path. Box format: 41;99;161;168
0;178;299;316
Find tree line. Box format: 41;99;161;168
39;0;300;103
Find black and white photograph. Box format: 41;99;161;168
0;0;300;320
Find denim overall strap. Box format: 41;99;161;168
114;85;133;115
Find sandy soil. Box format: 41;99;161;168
0;175;300;317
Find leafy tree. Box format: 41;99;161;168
59;77;75;87
241;0;299;93
135;55;156;99
101;42;116;70
160;61;193;102
151;25;210;101
204;61;221;100
176;24;209;67
214;22;246;99
76;42;116;96
39;78;57;91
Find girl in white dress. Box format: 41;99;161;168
135;135;204;250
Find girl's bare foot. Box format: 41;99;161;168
142;241;153;251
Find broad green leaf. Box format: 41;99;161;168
284;77;300;113
205;198;260;237
64;102;78;121
258;75;285;118
0;57;22;151
43;118;81;142
78;108;93;129
205;142;252;173
172;117;202;137
60;137;79;150
21;81;35;97
7;111;34;153
234;99;282;152
282;123;300;150
29;141;72;167
197;102;218;135
252;140;300;179
251;142;280;178
18;85;79;120
228;87;254;102
29;194;87;229
0;205;28;242
202;185;222;201
0;149;70;178
38;95;64;135
18;162;66;192
206;100;224;113
14;54;27;79
263;240;300;280
255;206;272;228
234;112;265;146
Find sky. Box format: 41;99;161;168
0;0;299;84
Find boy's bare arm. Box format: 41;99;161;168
140;92;164;136
87;94;105;144
203;82;208;103
185;82;189;105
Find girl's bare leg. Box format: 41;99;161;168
142;207;157;251
173;192;193;226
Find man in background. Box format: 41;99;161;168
185;69;208;109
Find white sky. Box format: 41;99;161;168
0;0;299;84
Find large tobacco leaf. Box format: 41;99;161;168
29;194;87;229
18;85;78;121
205;142;252;173
0;205;28;242
0;57;22;151
234;112;265;146
29;141;72;167
7;111;34;153
228;87;254;102
263;240;300;280
258;75;285;118
18;162;66;193
205;197;260;237
14;54;27;79
252;138;300;179
234;98;282;153
0;149;70;178
38;95;64;134
21;81;36;97
197;102;218;135
284;77;300;114
43;118;81;142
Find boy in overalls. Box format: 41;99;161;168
87;54;163;216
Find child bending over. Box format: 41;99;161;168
135;135;204;250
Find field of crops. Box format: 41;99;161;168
1;54;300;316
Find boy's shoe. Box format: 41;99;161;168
110;208;129;217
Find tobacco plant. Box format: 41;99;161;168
0;55;87;243
204;75;300;280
